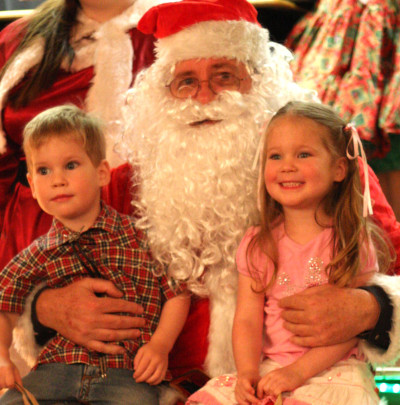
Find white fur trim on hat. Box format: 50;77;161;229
155;20;269;70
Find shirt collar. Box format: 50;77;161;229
45;202;121;249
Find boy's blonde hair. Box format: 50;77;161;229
248;101;395;290
23;104;106;171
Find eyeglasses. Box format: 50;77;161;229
167;72;245;99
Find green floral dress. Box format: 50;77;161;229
286;0;400;172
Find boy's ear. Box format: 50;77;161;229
26;172;37;200
97;159;111;187
334;157;348;182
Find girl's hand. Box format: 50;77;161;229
133;341;168;385
235;371;260;405
0;358;22;389
257;365;304;398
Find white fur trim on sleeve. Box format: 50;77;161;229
12;283;47;367
360;273;400;365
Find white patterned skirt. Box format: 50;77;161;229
186;358;381;405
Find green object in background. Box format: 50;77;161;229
375;367;400;404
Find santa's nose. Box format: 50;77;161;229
194;81;217;104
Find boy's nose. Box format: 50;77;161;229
51;170;67;186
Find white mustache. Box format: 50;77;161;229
163;91;252;125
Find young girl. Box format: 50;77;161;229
186;101;394;405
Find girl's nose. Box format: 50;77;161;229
281;158;296;172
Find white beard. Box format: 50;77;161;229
123;83;263;295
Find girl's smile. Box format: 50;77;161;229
278;181;304;188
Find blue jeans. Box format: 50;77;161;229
0;363;160;405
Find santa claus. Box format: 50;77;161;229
119;0;317;375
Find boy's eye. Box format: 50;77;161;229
66;161;78;170
298;152;311;158
37;167;49;175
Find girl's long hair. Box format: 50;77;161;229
248;101;395;290
0;0;80;108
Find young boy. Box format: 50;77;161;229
0;105;190;405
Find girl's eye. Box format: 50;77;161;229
66;161;78;170
37;167;49;175
298;152;311;158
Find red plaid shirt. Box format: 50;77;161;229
0;202;184;371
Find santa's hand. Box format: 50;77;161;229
36;278;146;354
279;284;380;346
133;341;168;385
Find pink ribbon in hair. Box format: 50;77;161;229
345;123;373;217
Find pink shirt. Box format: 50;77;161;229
236;223;377;366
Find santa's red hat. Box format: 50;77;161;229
137;0;269;70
